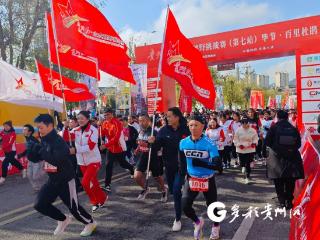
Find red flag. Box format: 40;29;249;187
46;12;99;80
51;0;135;84
36;60;95;102
160;8;215;109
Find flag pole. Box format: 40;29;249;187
50;5;72;146
45;12;58;126
95;59;103;144
145;6;170;191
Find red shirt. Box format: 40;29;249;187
0;130;16;153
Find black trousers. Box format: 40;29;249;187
262;139;268;158
256;139;263;158
223;146;232;165
1;151;23;178
105;151;134;187
69;155;82;191
238;153;254;178
34;178;92;225
182;176;219;226
274;178;296;204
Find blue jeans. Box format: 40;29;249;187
165;168;185;221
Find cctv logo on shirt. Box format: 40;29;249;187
184;150;209;158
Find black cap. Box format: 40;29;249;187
241;117;249;124
189;115;206;125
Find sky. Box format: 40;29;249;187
96;0;320;83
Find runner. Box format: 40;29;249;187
230;112;242;166
149;107;190;232
61;117;82;192
72;111;107;212
0;120;26;185
261;110;273;161
219;113;233;168
133;114;167;201
233;117;259;184
100;108;134;192
180;115;221;240
120;117;138;165
32;114;96;237
205;118;224;174
17;124;46;192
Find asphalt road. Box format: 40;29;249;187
0;159;291;240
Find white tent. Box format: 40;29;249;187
0;60;63;112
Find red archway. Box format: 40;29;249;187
135;15;320;131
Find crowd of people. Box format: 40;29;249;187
0;106;304;240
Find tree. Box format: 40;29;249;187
0;0;48;69
222;75;244;109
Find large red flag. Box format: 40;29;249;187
46;12;99;80
160;8;215;109
36;60;95;102
51;0;135;84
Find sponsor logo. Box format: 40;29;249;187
307;80;313;87
309;90;320;96
184;150;209;158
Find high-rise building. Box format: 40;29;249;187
256;74;270;88
275;72;289;89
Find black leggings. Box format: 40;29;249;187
223;146;232;165
34;178;93;225
238;153;254;178
105;151;134;186
182;176;219;226
1;151;23;178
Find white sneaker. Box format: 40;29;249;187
137;188;150;200
53;215;72;235
209;225;220;240
193;217;204;240
172;219;182;232
0;177;6;185
161;187;168;203
244;178;250;184
22;169;27;178
241;167;246;174
80;221;97;237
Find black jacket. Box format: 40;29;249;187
265;120;304;179
155;123;190;174
127;125;138;150
32;129;75;184
18;135;42;163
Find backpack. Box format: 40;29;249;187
275;124;298;152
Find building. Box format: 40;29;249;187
275;72;289;89
248;73;270;88
256;74;270;88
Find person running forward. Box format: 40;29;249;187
180;115;221;240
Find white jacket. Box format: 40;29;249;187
233;127;259;154
74;124;101;166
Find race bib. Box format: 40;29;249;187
189;177;209;192
44;162;57;173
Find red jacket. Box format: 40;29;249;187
0;130;17;153
101;118;126;153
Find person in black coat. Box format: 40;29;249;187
31;114;96;237
265;110;304;210
18;124;46;191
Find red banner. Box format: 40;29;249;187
161;8;216;109
147;77;163;115
267;96;276;109
290;134;320;240
51;0;135;83
136;16;320;78
250;90;264;109
179;88;192;113
46;12;99;80
36;60;95;102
